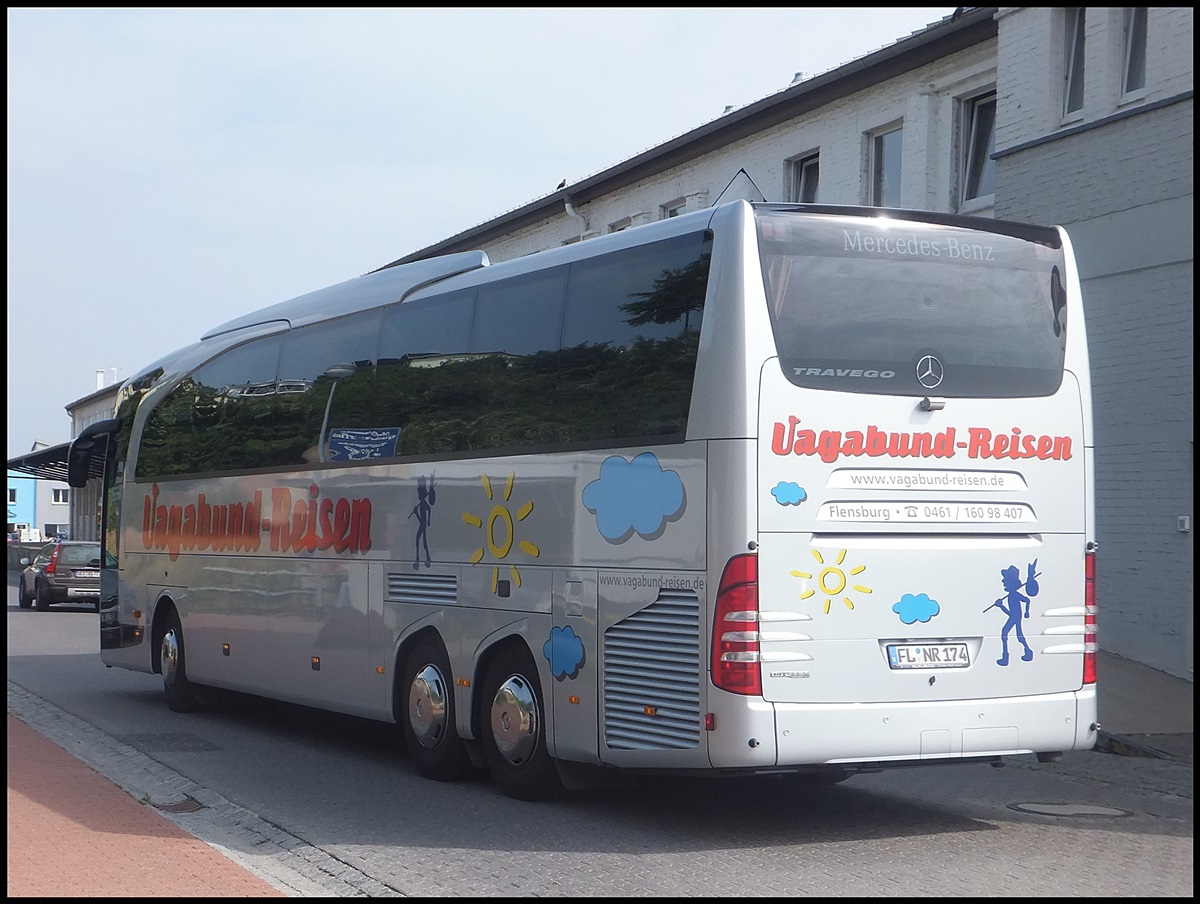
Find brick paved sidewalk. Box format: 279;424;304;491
7;714;283;898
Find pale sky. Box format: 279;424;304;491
7;7;957;459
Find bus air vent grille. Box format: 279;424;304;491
386;572;457;605
602;589;701;750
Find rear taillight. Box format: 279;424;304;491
711;553;761;696
1083;546;1097;685
45;545;61;575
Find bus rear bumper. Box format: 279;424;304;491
705;684;1097;768
768;686;1097;766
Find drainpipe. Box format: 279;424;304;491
564;197;589;237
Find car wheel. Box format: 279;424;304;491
34;581;51;611
479;643;564;802
400;633;472;782
17;580;33;609
160;610;200;713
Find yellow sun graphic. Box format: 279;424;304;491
790;548;873;614
462;471;540;591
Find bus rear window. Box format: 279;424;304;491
756;211;1068;397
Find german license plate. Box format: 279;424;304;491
75;570;100;579
887;642;970;669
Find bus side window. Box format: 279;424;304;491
377;290;475;456
466;266;569;451
275;310;383;466
558;233;711;443
137;378;201;477
189;338;282;473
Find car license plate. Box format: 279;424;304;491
75;570;100;579
887;642;970;669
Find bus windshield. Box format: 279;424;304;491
756;211;1068;398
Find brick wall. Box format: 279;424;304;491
996;83;1193;678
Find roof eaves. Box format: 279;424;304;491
66;382;121;414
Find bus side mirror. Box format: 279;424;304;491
67;418;120;488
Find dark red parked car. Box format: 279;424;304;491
17;540;102;611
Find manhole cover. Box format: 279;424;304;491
1010;802;1131;817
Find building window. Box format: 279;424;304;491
870;126;903;208
789;153;820;203
608;217;632;233
661;198;686;219
1063;7;1087;116
1122;7;1147;95
52;488;69;504
7;488;15;504
961;92;997;208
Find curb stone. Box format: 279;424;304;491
1095;729;1193;762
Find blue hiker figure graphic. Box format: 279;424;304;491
985;559;1040;666
409;474;436;569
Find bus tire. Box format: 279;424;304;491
400;634;471;782
160;610;200;713
479;644;563;802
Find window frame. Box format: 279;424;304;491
1063;7;1087;119
788;152;821;204
1121;7;1148;98
959;90;997;213
660;198;687;219
868;124;903;208
52;488;69;505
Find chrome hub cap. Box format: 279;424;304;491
161;628;180;690
409;664;449;749
489;674;539;767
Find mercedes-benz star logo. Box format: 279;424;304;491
916;354;944;389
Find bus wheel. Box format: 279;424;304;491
480;645;563;802
401;634;471;782
160;610;200;713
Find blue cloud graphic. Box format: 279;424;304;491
543;625;585;680
892;592;941;624
771;481;808;506
582;452;685;542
